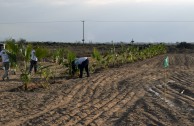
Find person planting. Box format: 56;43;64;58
72;57;89;78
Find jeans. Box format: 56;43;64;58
29;60;37;74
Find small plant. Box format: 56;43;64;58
92;48;102;61
20;70;31;90
37;65;53;89
91;48;103;71
52;48;66;64
65;50;76;76
41;68;52;89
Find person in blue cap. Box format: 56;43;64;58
72;57;89;78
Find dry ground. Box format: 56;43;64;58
0;53;194;126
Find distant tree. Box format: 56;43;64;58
176;42;192;49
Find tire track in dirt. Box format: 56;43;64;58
18;71;126;125
23;68;149;125
20;57;156;125
2;54;194;126
102;54;194;126
21;55;165;125
13;69;122;125
0;54;171;125
146;68;194;125
72;79;146;125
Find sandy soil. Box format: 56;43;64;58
0;53;194;126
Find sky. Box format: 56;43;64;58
0;0;194;43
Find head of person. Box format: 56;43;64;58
32;49;35;53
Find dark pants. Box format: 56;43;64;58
78;59;89;78
29;60;37;74
2;62;9;79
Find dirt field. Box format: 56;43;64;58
0;53;194;126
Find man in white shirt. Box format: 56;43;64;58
0;49;10;80
29;49;38;74
72;57;89;78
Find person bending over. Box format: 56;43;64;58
72;57;90;78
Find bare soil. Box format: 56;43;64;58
0;53;194;126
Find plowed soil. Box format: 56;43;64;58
0;54;194;126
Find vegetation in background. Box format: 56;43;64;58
52;48;66;65
35;47;49;62
90;43;167;72
4;38;167;90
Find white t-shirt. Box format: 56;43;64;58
31;50;38;61
74;57;87;65
0;50;9;62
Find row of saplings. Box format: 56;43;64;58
5;40;167;91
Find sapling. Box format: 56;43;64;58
20;69;31;90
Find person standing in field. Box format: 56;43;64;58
0;49;10;81
29;49;38;74
72;57;90;78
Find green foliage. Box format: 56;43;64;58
66;50;76;75
19;44;32;71
40;67;52;89
5;39;19;55
5;39;19;70
4;38;167;88
52;48;66;64
25;44;33;61
20;70;31;90
91;48;104;72
90;43;167;72
92;48;102;61
36;65;53;89
67;50;76;63
35;47;49;61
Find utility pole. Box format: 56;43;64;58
81;20;85;44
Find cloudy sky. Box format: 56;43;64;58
0;0;194;43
